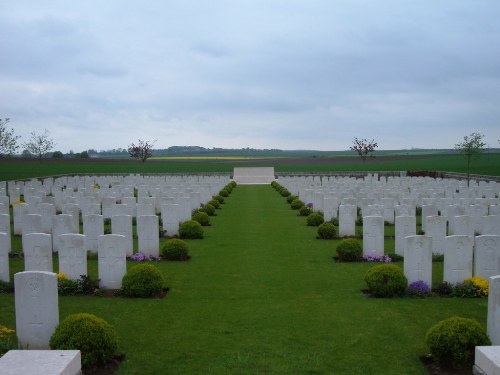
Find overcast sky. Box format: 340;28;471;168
1;1;499;153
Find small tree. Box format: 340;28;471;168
22;129;55;161
0;118;20;157
454;132;486;185
350;137;378;161
128;139;156;163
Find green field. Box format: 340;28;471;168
1;152;500;180
0;184;490;374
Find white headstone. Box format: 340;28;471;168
453;215;475;237
0;213;10;235
339;204;357;237
98;234;126;289
362;216;384;257
58;234;87;280
23;233;53;272
14;271;59;349
136;203;155;217
474;235;500;279
22;214;42;236
481;215;500;236
443;235;473;284
421;205;438;233
404;235;432;286
52;214;77;253
38;203;55;234
61;204;80;233
425;215;447;255
0;232;10;282
111;215;133;256
161;204;180;237
0;350;81;375
137;215;159;257
395;215;416;256
82;214;104;253
13;203;29;236
487;275;500;345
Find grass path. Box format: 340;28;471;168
0;184;488;374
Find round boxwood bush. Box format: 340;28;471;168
201;203;216;216
219;189;229;197
286;195;297;204
317;222;336;239
229;181;237;188
291;199;304;210
298;205;312;216
306;212;324;226
122;263;165;297
364;264;408;297
50;313;118;368
179;220;204;239
280;189;291;197
161;238;190;260
208;199;220;209
336;239;362;261
214;195;224;204
426;316;491;369
192;211;210;226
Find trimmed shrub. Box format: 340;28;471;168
336;239;362;262
317;222;336;239
291;199;304;210
280;188;291;197
298;205;312;216
364;264;407;297
200;203;216;216
219;189;229;197
161;239;190;260
208;199;220;209
306;212;324;226
286;195;298;204
426;316;491;369
50;313;118;368
122;263;164;297
179;220;204;239
192;211;210;226
214;195;225;204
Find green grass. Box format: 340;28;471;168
0;185;488;374
1;152;499;180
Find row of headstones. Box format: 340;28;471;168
278;175;499;197
8;201;189;237
2;175;229;209
334;204;500;239
12;264;500;352
1;233;129;289
278;175;500;212
397;233;500;286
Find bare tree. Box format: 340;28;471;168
0;118;20;157
454;132;486;186
22;129;55;161
128;139;156;163
350;137;378;161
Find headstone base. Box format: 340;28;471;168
0;350;81;375
474;346;500;375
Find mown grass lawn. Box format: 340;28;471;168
0;184;489;374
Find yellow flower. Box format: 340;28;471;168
0;325;15;339
57;273;68;280
10;200;25;207
466;276;489;297
93;184;100;189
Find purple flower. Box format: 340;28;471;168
306;203;313;208
407;280;431;297
363;253;392;263
129;252;146;261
